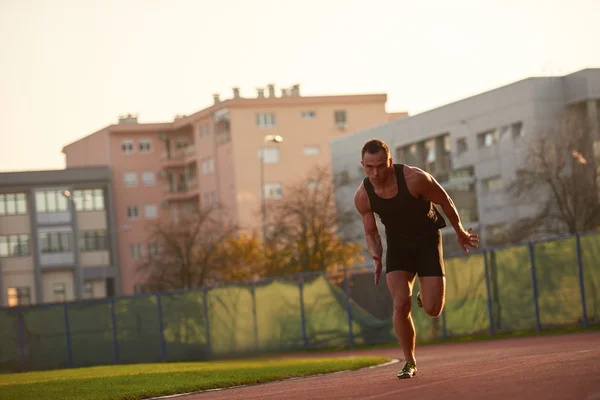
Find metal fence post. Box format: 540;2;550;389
575;233;589;328
202;287;212;356
156;294;167;362
528;241;542;332
440;308;448;339
109;298;119;364
17;309;25;372
298;273;308;350
63;303;73;368
343;267;355;347
251;282;259;350
483;249;495;336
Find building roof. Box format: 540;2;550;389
61;90;389;151
0;166;112;188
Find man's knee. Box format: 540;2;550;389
423;301;443;317
393;296;412;317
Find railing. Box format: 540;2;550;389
0;229;598;373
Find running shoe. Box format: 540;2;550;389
397;360;417;379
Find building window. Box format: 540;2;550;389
130;244;141;260
148;243;159;259
256;113;276;128
260;148;280;164
334;110;347;128
78;231;107;252
0;234;30;258
144;204;157;219
53;283;66;302
0;193;27;215
7;287;31;307
74;189;105;211
127;206;138;219
512;122;524;139
302;111;316;119
124;172;137;187
204;191;218;206
477;129;498;148
82;281;94;299
40;232;72;253
176;140;188;149
141;171;155;186
456;137;468;154
121;140;134;154
304;146;320;156
35;190;69;213
482;176;503;193
139;139;152;153
263;183;283;199
202;158;215;175
199;123;211;139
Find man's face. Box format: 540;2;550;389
361;150;392;184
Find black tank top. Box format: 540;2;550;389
363;164;447;240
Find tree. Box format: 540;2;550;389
215;230;266;283
135;204;238;291
491;106;600;245
262;165;365;277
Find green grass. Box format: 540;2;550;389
0;356;390;400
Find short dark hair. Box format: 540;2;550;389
361;139;390;159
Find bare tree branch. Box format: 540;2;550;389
135;204;239;291
495;107;600;245
262;164;364;276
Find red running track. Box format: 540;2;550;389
175;331;600;400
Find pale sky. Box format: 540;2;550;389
1;0;599;172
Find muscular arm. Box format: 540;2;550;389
354;185;383;259
414;169;464;233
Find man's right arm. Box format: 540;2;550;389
354;185;383;260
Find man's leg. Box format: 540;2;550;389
386;270;418;378
417;231;446;317
418;276;446;317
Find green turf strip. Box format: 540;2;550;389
0;356;391;400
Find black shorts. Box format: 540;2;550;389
385;230;445;277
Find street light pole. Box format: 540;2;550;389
62;190;84;301
260;135;283;244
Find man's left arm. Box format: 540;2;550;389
416;171;463;233
415;169;479;252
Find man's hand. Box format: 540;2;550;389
457;227;479;253
373;256;383;285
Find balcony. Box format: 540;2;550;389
164;178;200;202
160;145;197;168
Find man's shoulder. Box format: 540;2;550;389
354;181;371;212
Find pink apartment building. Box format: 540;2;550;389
62;85;400;295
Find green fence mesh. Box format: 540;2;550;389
159;290;209;362
580;232;600;324
67;300;114;368
1;231;599;373
444;253;490;336
113;296;162;365
0;310;19;373
487;244;538;332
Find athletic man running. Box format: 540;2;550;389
354;139;479;379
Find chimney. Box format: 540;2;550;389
118;113;138;124
232;87;240;98
291;84;300;96
257;88;265;98
213;93;220;104
267;84;276;98
281;88;289;97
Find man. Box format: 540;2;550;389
354;139;479;379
